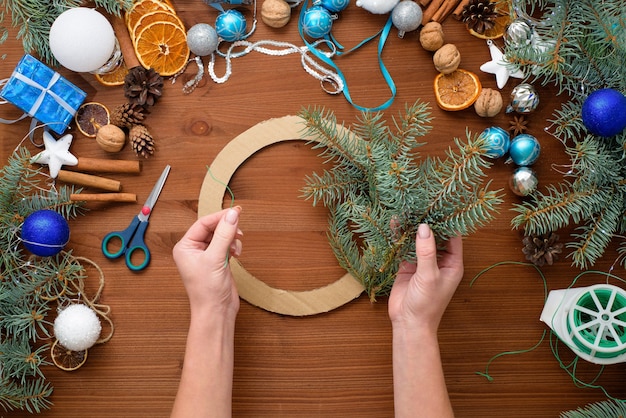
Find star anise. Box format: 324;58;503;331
509;115;529;136
124;67;164;109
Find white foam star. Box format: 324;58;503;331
480;40;525;89
31;131;78;178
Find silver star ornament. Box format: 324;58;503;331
31;131;78;178
480;40;525;89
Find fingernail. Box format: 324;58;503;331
225;207;239;225
417;223;431;239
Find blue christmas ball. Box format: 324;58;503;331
479;126;510;159
317;0;350;13
21;209;70;257
302;6;333;39
581;88;626;137
509;134;540;166
215;10;247;42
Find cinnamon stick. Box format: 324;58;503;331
110;15;141;69
422;0;446;24
70;193;137;203
70;157;141;174
433;0;461;22
452;0;471;19
58;170;122;191
418;0;432;7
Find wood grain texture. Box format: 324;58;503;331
2;1;626;417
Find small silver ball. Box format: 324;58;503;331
509;166;538;196
187;23;219;57
505;19;533;47
391;0;422;37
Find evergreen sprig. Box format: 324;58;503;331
505;0;626;269
0;0;133;65
560;399;626;418
0;147;88;413
300;101;504;299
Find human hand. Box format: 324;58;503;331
388;223;464;334
172;207;243;318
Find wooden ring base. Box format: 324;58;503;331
198;115;364;316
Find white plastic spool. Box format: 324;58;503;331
540;284;626;365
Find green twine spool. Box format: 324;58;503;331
567;285;626;360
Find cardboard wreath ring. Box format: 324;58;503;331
198;115;364;316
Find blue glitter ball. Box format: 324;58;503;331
509;134;540;166
21;209;70;257
317;0;350;13
302;6;333;39
581;88;626;137
479;126;510;159
215;10;247;42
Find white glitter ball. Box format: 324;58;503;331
54;304;102;351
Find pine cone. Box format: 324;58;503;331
129;124;155;158
522;232;564;267
110;103;145;129
461;0;498;34
124;67;164;108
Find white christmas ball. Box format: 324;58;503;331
187;23;219;57
49;8;116;73
54;304;102;351
356;0;400;14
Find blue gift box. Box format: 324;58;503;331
0;54;87;135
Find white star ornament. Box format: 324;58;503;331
31;131;78;178
480;40;525;89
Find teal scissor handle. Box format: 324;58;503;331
101;216;151;271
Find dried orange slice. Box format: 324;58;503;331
94;61;129;87
132;10;185;42
434;69;482;111
75;102;111;137
134;21;190;76
51;339;88;371
468;14;511;40
126;0;174;32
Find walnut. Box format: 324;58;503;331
261;0;291;28
419;22;445;52
433;44;460;74
474;88;503;117
96;124;126;153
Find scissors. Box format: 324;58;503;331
101;165;171;271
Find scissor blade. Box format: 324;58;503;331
138;165;171;221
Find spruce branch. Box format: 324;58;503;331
300;102;503;298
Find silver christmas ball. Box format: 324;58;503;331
187;23;219;57
505;19;533;47
509;166;538;196
507;83;540;114
391;0;422;38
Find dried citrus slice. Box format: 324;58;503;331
134;21;190;76
94;61;129;87
126;0;174;32
434;69;482;111
51;339;88;371
132;10;185;42
75;102;111;137
468;13;511;40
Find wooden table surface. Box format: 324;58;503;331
2;1;626;417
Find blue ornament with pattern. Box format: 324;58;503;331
216;10;247;42
581;88;626;137
479;126;510;159
317;0;350;13
21;209;70;257
302;6;333;39
509;134;540;166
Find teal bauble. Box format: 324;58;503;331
302;6;333;38
479;126;510;159
317;0;350;13
216;10;247;42
21;209;70;257
509;134;540;166
581;88;626;137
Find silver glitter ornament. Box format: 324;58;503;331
505;19;533;47
187;23;219;57
507;83;539;114
391;0;422;38
509;166;538;197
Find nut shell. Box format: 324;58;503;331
419;22;445;52
261;0;291;28
433;44;461;74
474;88;503;117
96;124;126;153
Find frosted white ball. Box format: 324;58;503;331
187;23;219;57
54;304;102;351
49;8;116;72
356;0;400;14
